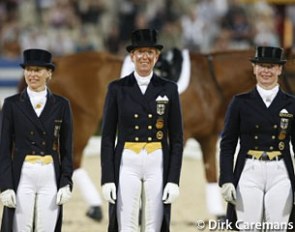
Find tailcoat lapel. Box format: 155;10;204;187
268;89;290;114
17;89;53;133
144;75;165;103
18;90;44;130
124;74;164;112
124;74;145;106
246;88;289;125
39;89;55;120
244;89;274;123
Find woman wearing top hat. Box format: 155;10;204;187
100;28;183;231
219;46;295;231
0;48;73;231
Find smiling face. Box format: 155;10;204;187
253;63;283;89
130;47;160;76
24;66;52;92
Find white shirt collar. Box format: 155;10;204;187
26;87;47;117
134;71;153;86
27;87;47;98
256;84;279;106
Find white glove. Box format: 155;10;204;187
221;183;236;205
0;189;16;208
56;185;72;205
162;182;180;204
102;183;116;204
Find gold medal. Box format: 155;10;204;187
35;103;42;109
156;118;164;129
278;132;286;140
156;131;164;140
278;141;285;151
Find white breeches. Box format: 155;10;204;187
236;159;292;232
13;162;59;232
117;148;164;232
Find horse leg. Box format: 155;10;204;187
73;140;103;222
198;135;225;218
73;168;103;222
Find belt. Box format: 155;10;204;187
124;142;162;154
25;155;53;164
246;150;282;161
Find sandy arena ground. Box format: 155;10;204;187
0;153;226;232
62;155;224;232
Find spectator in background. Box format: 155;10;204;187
211;29;232;52
148;8;166;31
250;2;279;47
0;27;21;59
118;0;140;46
34;0;55;23
46;0;79;29
75;0;105;25
158;14;182;52
104;24;121;54
48;28;75;56
221;0;254;49
197;0;226;52
75;28;95;52
286;5;295;49
253;21;280;47
180;5;205;52
20;27;50;51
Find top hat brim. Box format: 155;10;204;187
20;62;55;71
126;44;164;53
249;58;286;65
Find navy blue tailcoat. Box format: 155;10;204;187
0;89;73;232
100;73;184;232
219;88;295;230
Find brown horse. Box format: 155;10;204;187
17;49;295;219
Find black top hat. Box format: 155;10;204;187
250;46;286;64
126;29;164;52
20;48;55;70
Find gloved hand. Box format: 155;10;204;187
221;183;236;205
56;185;72;205
162;182;180;204
102;183;116;204
0;189;16;208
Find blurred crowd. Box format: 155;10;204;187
0;0;295;60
